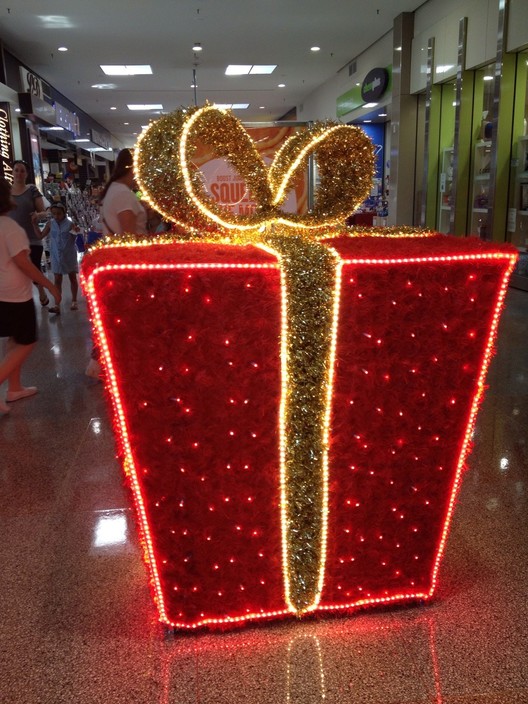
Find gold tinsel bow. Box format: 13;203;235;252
131;106;377;614
134;103;376;239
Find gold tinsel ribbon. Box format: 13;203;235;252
134;103;375;237
127;106;429;613
260;235;340;612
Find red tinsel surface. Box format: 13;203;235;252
82;234;516;628
322;237;514;607
84;245;285;624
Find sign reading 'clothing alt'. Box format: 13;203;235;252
0;103;14;183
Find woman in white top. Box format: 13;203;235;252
0;178;60;414
100;148;147;235
86;149;147;378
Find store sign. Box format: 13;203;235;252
0;103;14;182
361;68;389;102
18;93;56;126
20;66;51;100
55;102;80;136
90;128;112;150
337;66;392;117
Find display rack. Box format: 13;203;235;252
515;136;528;246
470;140;492;237
509;136;528;287
438;147;454;233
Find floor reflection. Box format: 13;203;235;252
92;509;128;549
160;614;446;704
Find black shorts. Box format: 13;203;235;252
29;244;43;268
0;299;38;345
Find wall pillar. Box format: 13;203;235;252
388;12;418;226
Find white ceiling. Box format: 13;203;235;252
0;0;424;148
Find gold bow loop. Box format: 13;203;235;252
135;104;376;239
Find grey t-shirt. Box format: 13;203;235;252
8;185;43;245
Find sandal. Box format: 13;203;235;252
48;305;61;315
40;294;49;306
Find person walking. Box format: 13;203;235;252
8;160;49;306
0;178;60;414
36;202;80;314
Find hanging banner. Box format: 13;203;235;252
193;124;308;216
0;103;15;182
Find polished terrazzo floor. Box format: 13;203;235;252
0;282;527;703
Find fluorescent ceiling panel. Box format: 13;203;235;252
225;64;276;75
214;103;249;110
101;65;153;75
127;104;163;110
225;65;252;75
249;65;276;74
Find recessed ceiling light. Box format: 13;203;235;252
378;113;387;117
483;75;493;81
259;106;265;109
192;42;202;51
123;122;129;125
395;46;402;51
190;83;196;88
311;46;320;52
91;83;117;90
58;46;68;52
74;138;90;143
14;108;20;112
101;65;152;75
278;83;286;88
363;120;372;123
110;106;117;110
127;104;163;110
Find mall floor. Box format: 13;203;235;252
0;279;527;704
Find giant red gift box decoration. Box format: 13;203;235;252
81;106;517;630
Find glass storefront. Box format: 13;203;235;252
436;80;456;233
468;65;495;237
507;51;528;286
